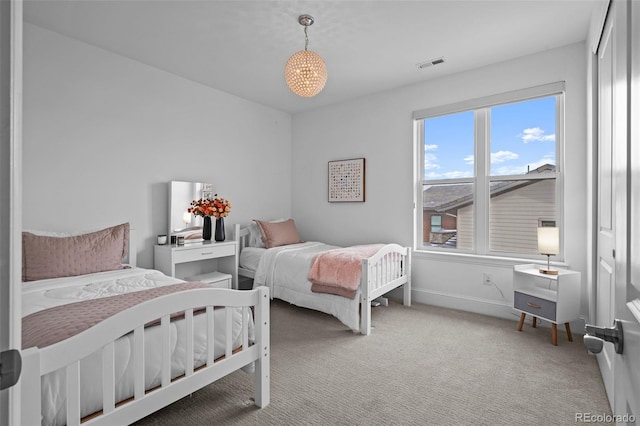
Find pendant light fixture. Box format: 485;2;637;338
284;14;327;98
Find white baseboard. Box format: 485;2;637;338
410;287;516;320
407;287;585;333
387;287;586;336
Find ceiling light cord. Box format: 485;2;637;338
304;26;309;51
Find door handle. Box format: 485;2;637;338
0;349;22;390
584;319;623;355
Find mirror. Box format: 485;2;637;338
168;181;213;243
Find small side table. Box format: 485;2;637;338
513;264;581;345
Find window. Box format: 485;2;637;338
430;215;442;232
414;83;563;257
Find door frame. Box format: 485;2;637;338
0;1;22;425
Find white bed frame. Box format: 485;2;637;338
235;224;411;336
19;230;270;426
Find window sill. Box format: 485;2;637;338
412;248;569;269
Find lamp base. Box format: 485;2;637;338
539;268;559;275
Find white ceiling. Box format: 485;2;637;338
24;0;602;114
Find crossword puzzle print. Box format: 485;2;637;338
329;159;364;202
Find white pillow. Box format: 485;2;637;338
248;222;265;248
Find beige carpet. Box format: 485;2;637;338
134;299;611;426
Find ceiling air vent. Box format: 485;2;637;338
417;57;445;70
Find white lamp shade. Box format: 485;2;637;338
183;212;192;225
284;50;327;97
537;227;559;255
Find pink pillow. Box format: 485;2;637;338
22;223;130;282
254;219;302;249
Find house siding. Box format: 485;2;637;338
489;179;556;254
457;205;473;250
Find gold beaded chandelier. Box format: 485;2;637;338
284;14;327;98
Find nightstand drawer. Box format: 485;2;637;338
173;244;235;263
514;291;556;321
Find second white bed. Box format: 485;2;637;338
237;222;412;335
244;242;362;331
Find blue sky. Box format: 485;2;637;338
423;96;556;179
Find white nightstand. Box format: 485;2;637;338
154;240;238;289
513;264;581;346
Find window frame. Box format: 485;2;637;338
413;82;565;260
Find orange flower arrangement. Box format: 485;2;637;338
188;194;232;219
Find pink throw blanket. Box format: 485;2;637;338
22;282;209;349
308;244;384;299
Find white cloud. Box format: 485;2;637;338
521;127;555;143
491;150;519;163
443;170;473;179
425;153;440;170
464;155;474;165
425;170;473;179
424;144;440;170
493;154;556;176
525;154;556;171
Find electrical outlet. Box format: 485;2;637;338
483;273;492;285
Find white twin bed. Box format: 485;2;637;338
236;220;412;335
20;224;269;426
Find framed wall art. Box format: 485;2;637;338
328;158;365;202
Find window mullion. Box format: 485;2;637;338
415;119;425;250
555;94;564;260
475;108;489;254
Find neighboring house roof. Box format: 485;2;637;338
423;164;556;211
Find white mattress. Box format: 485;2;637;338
22;267;253;426
252;242;361;331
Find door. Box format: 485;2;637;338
596;0;616;405
614;0;640;419
595;0;640;420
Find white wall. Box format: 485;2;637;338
291;42;588;322
23;24;293;268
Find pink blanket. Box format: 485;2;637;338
308;244;384;299
22;282;209;349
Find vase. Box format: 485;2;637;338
215;217;225;241
202;216;212;241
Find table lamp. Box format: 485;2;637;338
183;211;191;228
537;227;559;275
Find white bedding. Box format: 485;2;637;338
252;242;361;331
239;246;266;272
22;267;253;426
